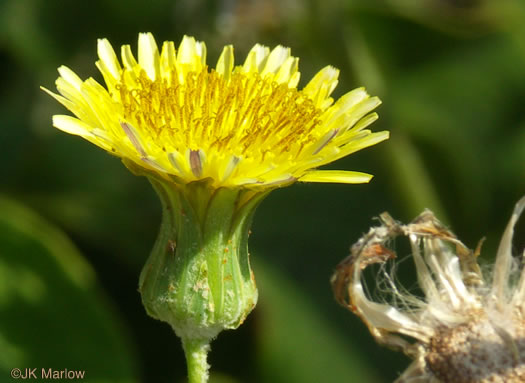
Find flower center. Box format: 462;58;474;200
116;69;323;161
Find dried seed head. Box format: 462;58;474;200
332;196;525;383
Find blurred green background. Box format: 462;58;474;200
1;0;524;382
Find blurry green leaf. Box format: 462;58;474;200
383;133;447;221
342;19;445;221
255;259;382;383
0;196;139;383
388;34;525;234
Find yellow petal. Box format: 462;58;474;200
138;32;160;80
216;45;234;81
303;66;339;103
299;170;373;184
316;130;390;168
342;113;379;136
53;115;93;137
322;87;368;123
195;41;207;67
242;44;269;73
275;56;299;85
160;41;177;77
261;45;290;76
97;38;121;80
121;44;138;70
57;66;83;90
178;36;203;67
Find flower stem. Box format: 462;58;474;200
182;338;211;383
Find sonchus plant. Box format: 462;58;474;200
333;196;525;383
43;33;388;382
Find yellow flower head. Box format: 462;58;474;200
43;33;388;188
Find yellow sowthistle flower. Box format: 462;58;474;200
43;33;388;383
43;33;387;189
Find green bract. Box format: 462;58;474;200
139;174;265;341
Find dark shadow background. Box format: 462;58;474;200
1;0;524;382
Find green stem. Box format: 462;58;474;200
183;338;211;383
